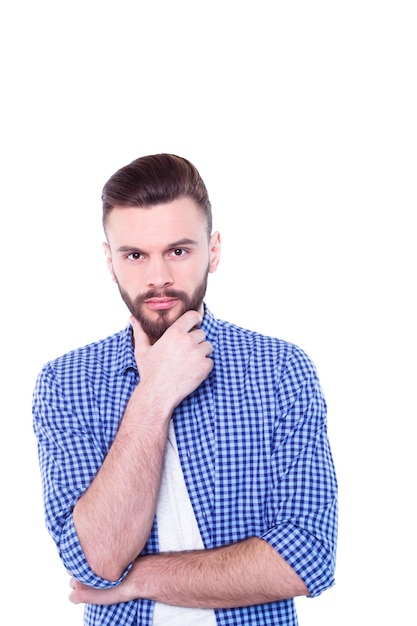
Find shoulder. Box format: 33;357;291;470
211;317;322;404
51;330;123;364
37;327;131;383
215;317;313;369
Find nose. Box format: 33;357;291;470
146;257;174;288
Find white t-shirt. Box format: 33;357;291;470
152;421;217;625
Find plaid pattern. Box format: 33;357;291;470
33;306;338;625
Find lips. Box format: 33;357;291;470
145;297;179;311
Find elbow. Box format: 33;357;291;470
87;556;128;584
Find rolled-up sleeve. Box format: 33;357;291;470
32;362;132;589
261;346;338;597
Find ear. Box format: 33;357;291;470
102;242;117;283
208;231;221;274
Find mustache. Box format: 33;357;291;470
134;289;186;304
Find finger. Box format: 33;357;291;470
130;316;151;351
169;309;203;334
190;328;208;345
69;588;82;604
201;341;213;358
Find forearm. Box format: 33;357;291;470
70;537;309;607
71;313;214;583
134;537;308;607
73;385;171;581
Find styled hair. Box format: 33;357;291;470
102;153;212;234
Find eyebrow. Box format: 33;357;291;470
116;238;199;254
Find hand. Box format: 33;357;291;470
69;577;126;605
131;310;214;411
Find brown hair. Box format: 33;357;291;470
102;153;212;234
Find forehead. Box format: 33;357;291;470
105;197;208;245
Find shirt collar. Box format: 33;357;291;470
200;304;219;345
117;324;137;375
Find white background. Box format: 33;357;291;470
1;1;415;624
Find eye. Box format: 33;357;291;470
127;252;143;261
171;248;187;257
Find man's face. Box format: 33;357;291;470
103;197;221;342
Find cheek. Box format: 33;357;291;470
106;258;117;282
183;260;208;284
109;260;133;286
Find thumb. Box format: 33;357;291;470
129;316;151;356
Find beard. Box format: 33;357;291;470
116;267;209;343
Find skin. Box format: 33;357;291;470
70;197;309;607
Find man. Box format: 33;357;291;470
33;153;338;625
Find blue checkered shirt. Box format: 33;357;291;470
33;306;338;625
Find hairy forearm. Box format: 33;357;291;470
70;537;309;607
71;313;215;583
73;386;171;581
133;537;309;607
